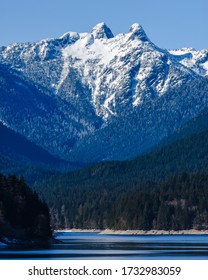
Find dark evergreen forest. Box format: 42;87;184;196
36;129;208;230
37;172;208;230
0;173;51;242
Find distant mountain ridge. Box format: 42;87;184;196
0;23;208;162
157;107;208;149
0;121;67;167
39;118;208;193
0;119;84;182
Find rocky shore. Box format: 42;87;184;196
100;229;208;235
55;228;208;235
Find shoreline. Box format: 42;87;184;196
55;228;208;235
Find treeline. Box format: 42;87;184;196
0;173;51;241
39;172;208;230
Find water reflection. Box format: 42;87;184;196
1;232;208;259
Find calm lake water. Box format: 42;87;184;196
1;232;208;259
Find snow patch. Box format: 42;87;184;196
203;61;208;72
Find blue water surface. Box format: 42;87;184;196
1;232;208;260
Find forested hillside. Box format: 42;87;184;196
38;128;208;192
39;172;208;230
0;121;85;184
157;107;208;149
0;155;58;185
0;174;51;242
36;128;208;229
0;121;67;166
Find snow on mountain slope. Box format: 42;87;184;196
68;77;208;163
0;23;203;121
0;64;101;159
0;23;208;161
170;48;208;76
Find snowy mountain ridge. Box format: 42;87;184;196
0;23;208;162
1;23;207;121
169;48;208;76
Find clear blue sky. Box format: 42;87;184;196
1;0;207;50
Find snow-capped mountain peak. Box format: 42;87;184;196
91;22;114;39
0;23;208;162
59;31;80;45
128;23;149;41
